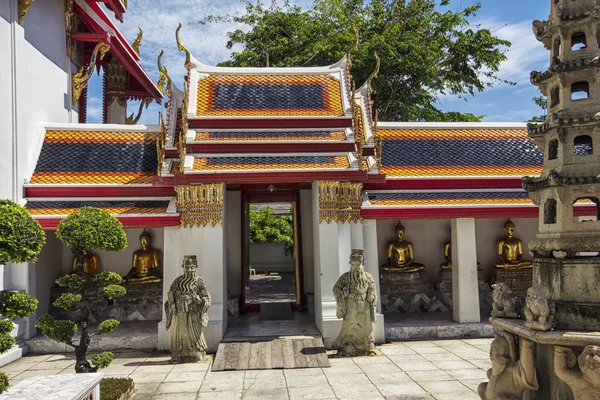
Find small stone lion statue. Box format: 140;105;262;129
491;283;520;319
554;345;600;400
524;286;555;331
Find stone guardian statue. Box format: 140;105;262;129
478;332;538;400
554;345;600;400
524;286;555;331
491;283;520;319
165;255;211;363
333;249;377;357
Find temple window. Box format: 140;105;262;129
574;135;593;156
571;32;587;51
553;37;561;58
548;139;559;160
571;81;590;100
544;199;557;224
573;197;600;222
550;87;560;107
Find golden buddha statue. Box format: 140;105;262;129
72;250;101;277
441;241;452;270
496;219;532;269
382;221;425;273
124;230;162;283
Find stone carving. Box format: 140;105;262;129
382;221;425;273
124;230;162;284
478;332;538;400
524;286;555;331
496;219;532;269
554;345;600;400
72;250;101;277
333;249;377;357
491;283;520;319
165;255;211;363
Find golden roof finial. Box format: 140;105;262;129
367;51;380;84
266;54;270;68
156;50;171;96
132;26;143;56
176;23;191;71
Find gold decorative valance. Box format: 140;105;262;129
318;181;363;223
175;184;224;228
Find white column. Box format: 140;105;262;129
362;219;385;344
105;100;127;124
338;221;352;275
451;218;480;323
350;221;364;249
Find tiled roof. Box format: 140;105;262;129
367;191;533;207
192;155;350;172
196;75;344;117
30;130;160;184
379;127;543;178
26;200;170;216
193;130;347;142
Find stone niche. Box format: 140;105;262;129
534;256;600;330
49;282;163;323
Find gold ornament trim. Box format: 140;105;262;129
72;41;110;105
175;23;191;71
18;0;35;24
318;181;362;223
64;0;75;58
126;97;152;124
156;50;171;96
131;27;143;56
176;184;224;228
373;111;382;169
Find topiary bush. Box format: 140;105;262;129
0;200;46;265
0;200;43;394
37;207;127;374
100;377;134;400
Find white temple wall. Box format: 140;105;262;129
34;232;63;319
59;228;165;277
249;243;293;273
300;189;315;294
377;218;539;284
0;0;74;202
225;190;242;297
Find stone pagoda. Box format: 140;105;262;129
485;1;600;399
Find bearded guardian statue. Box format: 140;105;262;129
333;249;377;357
165;255;211;363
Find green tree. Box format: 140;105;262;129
0;200;43;393
529;95;547;122
249;206;293;246
202;0;511;121
37;207;127;373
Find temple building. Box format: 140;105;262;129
2;0;595;364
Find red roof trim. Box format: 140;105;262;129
95;0;126;23
24;186;175;198
186;143;356;154
37;215;180;230
76;3;162;102
361;206;539;220
364;178;524;191
155;170;369;185
189;118;353;130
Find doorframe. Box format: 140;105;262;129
241;189;305;311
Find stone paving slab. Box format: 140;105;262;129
1;338;495;399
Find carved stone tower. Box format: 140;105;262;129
526;0;600;331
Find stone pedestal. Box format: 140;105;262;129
380;271;453;312
534;257;600;331
49;281;162;323
435;270;493;313
490;267;532;295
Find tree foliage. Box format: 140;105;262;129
202;0;512;121
38;208;127;374
0;200;46;265
249;206;293;245
529;95;547;122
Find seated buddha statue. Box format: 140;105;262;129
72;250;101;277
382;221;425;273
440;240;481;270
495;219;532;269
124;230;162;284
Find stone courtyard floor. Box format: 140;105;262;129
2;338;492;400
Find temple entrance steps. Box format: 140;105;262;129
212;338;330;371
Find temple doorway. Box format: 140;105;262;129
241;191;304;312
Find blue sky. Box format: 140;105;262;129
87;0;551;125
